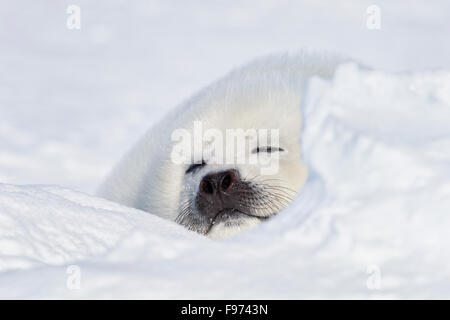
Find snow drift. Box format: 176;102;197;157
1;64;450;298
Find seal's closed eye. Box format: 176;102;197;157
252;146;285;154
185;160;206;174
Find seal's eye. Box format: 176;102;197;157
252;146;285;154
185;160;206;174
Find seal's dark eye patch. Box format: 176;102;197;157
252;146;284;154
185;160;206;174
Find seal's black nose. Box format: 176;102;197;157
199;170;238;200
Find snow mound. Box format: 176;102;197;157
0;184;198;272
1;64;450;299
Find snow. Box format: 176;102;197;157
1;64;450;298
1;0;450;298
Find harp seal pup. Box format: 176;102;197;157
98;52;347;239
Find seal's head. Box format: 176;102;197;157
167;74;308;239
98;55;335;239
